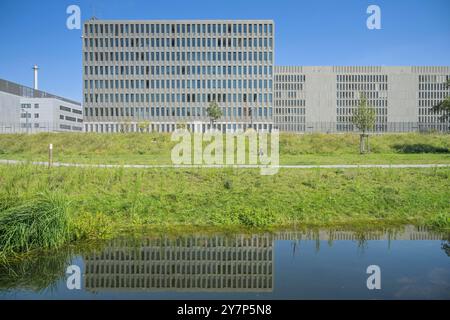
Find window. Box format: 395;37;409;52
65;116;76;122
60;105;71;112
60;124;71;130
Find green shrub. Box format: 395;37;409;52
0;192;72;257
223;179;233;190
238;208;276;228
70;211;114;240
427;212;450;229
392;143;449;154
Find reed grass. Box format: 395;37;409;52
0;192;72;258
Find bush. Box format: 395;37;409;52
427;212;450;229
238;208;276;228
392;143;449;154
70;211;114;240
0;192;72;257
223;179;233;190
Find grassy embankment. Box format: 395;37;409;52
0;164;449;258
0;132;449;165
0;132;449;258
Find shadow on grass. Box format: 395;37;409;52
392;143;450;154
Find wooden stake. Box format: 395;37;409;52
48;143;53;168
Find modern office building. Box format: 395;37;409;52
0;79;83;133
274;66;450;133
82;19;274;133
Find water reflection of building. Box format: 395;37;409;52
84;235;274;292
274;225;445;241
84;226;446;292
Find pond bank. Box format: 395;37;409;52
0;164;449;258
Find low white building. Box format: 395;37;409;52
0;79;83;133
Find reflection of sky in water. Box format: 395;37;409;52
274;239;450;299
0;228;449;300
394;268;450;299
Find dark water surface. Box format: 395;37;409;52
1;225;449;299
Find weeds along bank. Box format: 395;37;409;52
0;164;449;257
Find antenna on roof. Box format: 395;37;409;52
90;2;97;20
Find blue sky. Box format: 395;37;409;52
0;0;449;102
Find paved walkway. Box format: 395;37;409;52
1;159;449;169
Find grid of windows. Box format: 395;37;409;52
418;74;450;131
82;19;274;132
273;66;450;133
336;74;388;132
84;235;273;291
273;69;306;132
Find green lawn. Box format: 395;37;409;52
0;132;449;165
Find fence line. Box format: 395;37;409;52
0;121;449;134
0;122;82;134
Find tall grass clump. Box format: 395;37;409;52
0;192;72;258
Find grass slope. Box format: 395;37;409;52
0;132;448;164
0;164;448;256
0;132;449;257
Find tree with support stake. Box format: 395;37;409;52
206;101;222;131
352;93;376;154
432;78;450;125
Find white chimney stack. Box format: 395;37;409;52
32;65;39;90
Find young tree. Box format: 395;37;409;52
120;119;132;133
352;93;376;154
137;121;151;133
176;121;187;130
206;101;222;130
432;79;450;123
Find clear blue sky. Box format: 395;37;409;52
0;0;449;102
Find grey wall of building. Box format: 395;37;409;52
82;19;275;133
274;66;450;133
0;91;21;131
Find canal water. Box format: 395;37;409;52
0;225;449;299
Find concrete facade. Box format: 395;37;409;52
82;19;274;133
0;79;83;133
274;66;450;132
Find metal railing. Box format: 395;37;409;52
274;121;450;133
0;122;83;134
0;121;449;134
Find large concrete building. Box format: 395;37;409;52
82;19;274;133
0;79;83;133
274;66;450;133
81;18;449;134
